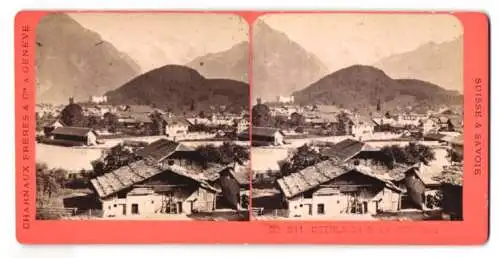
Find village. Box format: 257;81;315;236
250;96;464;221
35;96;250;221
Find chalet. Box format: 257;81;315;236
437;164;463;220
116;111;154;133
396;112;422;127
163;116;190;138
447;134;464;157
90;160;219;217
420;118;437;134
122;105;156;114
41;119;66;136
241;127;285;146
313;105;341;114
322;138;379;164
423;132;448;143
135;139;197;168
371;116;397;132
351;116;375;139
234;118;250;134
393;164;442;210
217;163;250;210
277;160;403;218
50;127;98;146
434;116;463;132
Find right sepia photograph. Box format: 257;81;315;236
250;14;464;221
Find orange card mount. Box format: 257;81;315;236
15;11;489;244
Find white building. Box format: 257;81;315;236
276;95;294;104
89;96;108;104
277;160;403;218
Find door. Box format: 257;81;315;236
307;204;312;216
178;202;183;214
121;204;126;215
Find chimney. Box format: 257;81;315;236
256;98;262;105
69;97;74;104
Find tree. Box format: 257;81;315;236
195;142;249;168
379;143;435;169
273;116;289;129
279;144;328;176
337;112;352;135
190;99;196;111
290;112;305;126
91;145;141;176
36;163;67;207
84;115;101;129
252;103;271;127
447;148;463;163
103;112;119;132
149;111;165;135
60;101;84;127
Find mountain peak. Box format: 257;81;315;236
36;13;140;104
253;21;329;101
374;35;463;92
185;41;248;82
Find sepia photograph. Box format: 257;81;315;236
250;14;464;221
35;13;250;221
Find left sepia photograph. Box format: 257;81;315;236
35;12;250;221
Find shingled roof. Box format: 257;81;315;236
322;138;378;162
276;160;402;199
135;139;194;163
90;160;219;199
51;127;96;137
277;160;345;198
90;160;163;198
251;127;285;137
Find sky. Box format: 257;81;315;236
259;13;463;72
69;13;248;72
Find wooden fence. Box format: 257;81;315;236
36;207;78;220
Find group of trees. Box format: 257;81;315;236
278;142;436;177
279;144;329;176
378;142;435;169
447;148;464;163
195;142;249;168
91;145;142;177
36;163;68;207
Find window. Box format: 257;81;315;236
151;200;154;204
317;204;325;215
113;204;117;208
303;192;313;199
131;204;139;214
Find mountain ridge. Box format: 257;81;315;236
293;65;463;113
374;35;463;93
186;41;248;82
253;21;329;102
36;13;141;104
105;64;249;114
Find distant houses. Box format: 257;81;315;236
240;127;285;146
163;116;190;138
